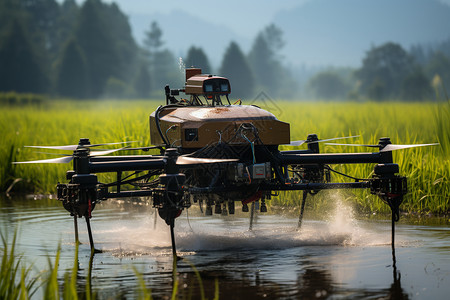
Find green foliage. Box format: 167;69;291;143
248;24;283;96
425;51;450;96
247;24;297;99
103;77;133;99
142;22;181;96
55;38;88;98
308;71;350;99
401;67;432;100
0;0;139;98
0;92;47;106
144;21;164;53
0;18;49;94
134;65;152;98
75;0;120;98
356;42;413;100
219;42;255;99
151;49;181;96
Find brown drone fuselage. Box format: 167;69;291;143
150;105;290;149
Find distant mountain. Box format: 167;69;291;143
128;10;250;70
126;0;450;68
274;0;450;66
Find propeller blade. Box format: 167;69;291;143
87;141;138;148
325;143;379;147
381;143;439;152
24;141;137;151
34;152;72;156
176;156;238;165
25;145;79;151
316;135;360;143
115;146;162;151
286;140;306;146
15;147;127;164
90;147;128;156
285;135;360;147
13;156;73;164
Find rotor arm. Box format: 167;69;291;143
88;159;165;173
277;151;393;165
259;181;371;191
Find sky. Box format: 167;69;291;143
65;0;450;67
70;0;308;38
75;0;450;39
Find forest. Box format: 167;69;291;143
0;0;450;101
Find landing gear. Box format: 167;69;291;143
85;214;102;254
370;163;407;249
297;190;308;230
58;172;102;254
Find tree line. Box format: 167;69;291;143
308;40;450;101
0;0;292;100
0;0;448;101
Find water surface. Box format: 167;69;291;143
1;195;449;299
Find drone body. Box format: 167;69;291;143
16;68;438;258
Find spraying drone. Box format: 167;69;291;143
15;68;437;258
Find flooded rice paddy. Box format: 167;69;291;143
1;195;449;299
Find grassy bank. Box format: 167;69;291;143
0;99;448;214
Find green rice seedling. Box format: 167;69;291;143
133;266;153;300
43;244;61;300
0;230;40;299
62;242;79;300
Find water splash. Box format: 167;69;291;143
321;192;391;246
178;57;186;74
90;194;392;256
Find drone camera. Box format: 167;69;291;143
185;68;231;96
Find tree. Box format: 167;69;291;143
134;64;151;98
152;49;180;93
55;0;79;59
248;24;288;96
55;38;88;98
184;46;212;73
425;51;450;96
401;67;432;100
220;41;254;99
0;19;48;93
308;71;349;99
20;0;61;58
143;21;164;55
74;0;120;97
143;21;180;94
103;2;138;82
355;42;413;99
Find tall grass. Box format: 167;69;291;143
0;99;448;214
259;101;449;214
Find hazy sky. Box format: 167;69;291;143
81;0;450;38
71;0;308;37
65;0;450;67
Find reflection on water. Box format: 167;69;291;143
0;195;448;299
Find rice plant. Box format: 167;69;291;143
0;100;447;214
0;230;40;299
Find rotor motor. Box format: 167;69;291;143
370;163;407;221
